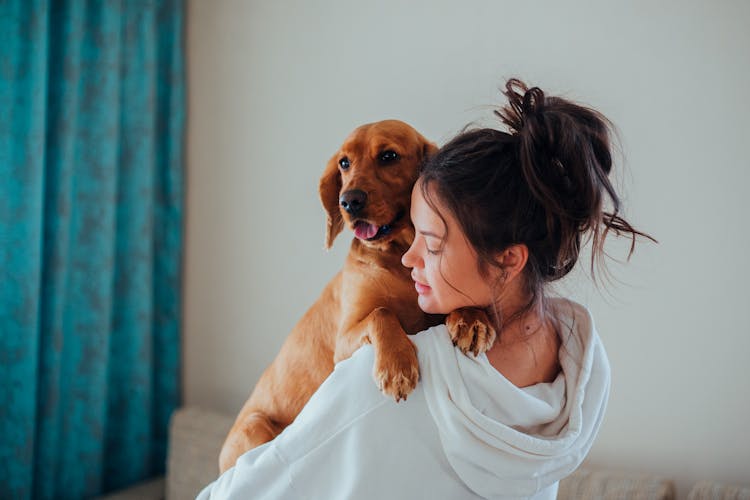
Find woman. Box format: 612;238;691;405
197;79;652;499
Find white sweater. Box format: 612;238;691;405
197;298;610;499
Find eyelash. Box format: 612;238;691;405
426;248;441;256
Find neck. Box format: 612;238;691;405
490;289;549;344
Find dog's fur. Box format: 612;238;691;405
219;120;495;473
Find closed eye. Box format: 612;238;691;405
416;228;445;255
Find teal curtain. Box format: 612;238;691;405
0;0;184;498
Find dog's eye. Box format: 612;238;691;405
339;157;350;170
379;150;399;163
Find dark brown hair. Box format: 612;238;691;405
420;78;655;329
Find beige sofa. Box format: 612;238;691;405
99;406;748;500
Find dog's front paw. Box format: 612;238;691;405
372;340;419;402
446;308;496;357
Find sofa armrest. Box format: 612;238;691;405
165;406;234;500
558;467;676;500
97;477;165;500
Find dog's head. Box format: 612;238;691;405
319;120;437;250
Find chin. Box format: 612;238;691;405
417;297;442;315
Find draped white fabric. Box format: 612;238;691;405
198;298;609;500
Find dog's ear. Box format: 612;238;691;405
421;139;438;163
319;155;344;249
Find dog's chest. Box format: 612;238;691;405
341;254;428;333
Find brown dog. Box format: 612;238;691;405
219;120;495;473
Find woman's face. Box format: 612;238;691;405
402;181;496;314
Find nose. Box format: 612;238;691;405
401;238;420;268
339;190;367;216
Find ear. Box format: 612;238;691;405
422;140;438;161
497;244;529;283
319;155;344;249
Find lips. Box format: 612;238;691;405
412;274;431;295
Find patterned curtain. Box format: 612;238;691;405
0;0;184;498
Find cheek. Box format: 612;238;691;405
436;253;490;306
426;256;446;284
429;258;458;302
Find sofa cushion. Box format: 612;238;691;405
557;467;676;500
687;480;750;500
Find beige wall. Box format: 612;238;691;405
184;0;750;496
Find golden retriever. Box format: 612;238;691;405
219;120;494;473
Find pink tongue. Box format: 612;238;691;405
354;222;378;240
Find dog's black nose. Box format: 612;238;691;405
340;190;367;215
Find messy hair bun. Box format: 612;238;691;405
419;78;654;324
495;78;652;281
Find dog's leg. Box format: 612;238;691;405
335;307;419;402
219;411;284;473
